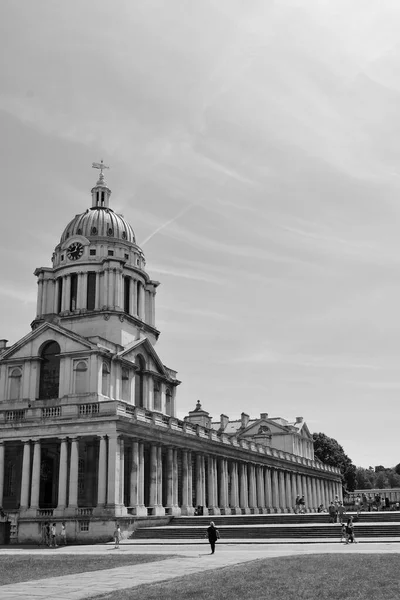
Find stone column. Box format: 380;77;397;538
106;436;124;514
54;278;60;313
95;436;107;513
181;449;189;515
219;458;230;514
156;446;164;514
207;456;217;514
264;467;273;512
65;275;71;312
229;462;240;514
285;471;293;512
138;443;145;508
129;441;147;515
271;469;280;512
256;466;265;513
68;437;79;512
248;464;257;513
311;477;317;510
20;441;31;510
173;449;179;510
139;283;145;320
0;442;4;507
56;438;68;513
30;440;41;511
119;437;125;507
95;272;101;309
36;277;43;316
195;453;202;509
239;463;250;514
115;269;123;309
306;476;313;512
81;272;88;309
166;447;174;513
278;470;286;512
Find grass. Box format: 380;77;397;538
0;554;175;586
92;554;400;600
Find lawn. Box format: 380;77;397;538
0;554;175;586
92;554;400;600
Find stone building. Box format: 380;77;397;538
0;165;341;542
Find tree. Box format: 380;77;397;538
313;432;355;491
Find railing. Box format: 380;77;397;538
37;509;54;517
42;407;61;418
6;410;26;422
76;507;93;517
79;403;100;416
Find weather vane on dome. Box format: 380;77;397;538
92;160;109;179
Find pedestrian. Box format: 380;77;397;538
60;522;67;545
340;523;347;544
346;516;357;543
337;501;346;524
299;495;306;514
295;495;300;514
45;522;51;547
206;521;220;554
355;494;361;515
114;524;121;549
328;501;337;524
50;523;57;547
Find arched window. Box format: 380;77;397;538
153;381;161;412
39;341;61;399
134;355;145;408
165;389;172;416
9;367;22;399
122;367;130;401
74;361;88;394
102;362;110;397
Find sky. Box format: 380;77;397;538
1;1;400;469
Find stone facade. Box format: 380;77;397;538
0;167;342;543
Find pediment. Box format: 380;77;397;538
0;322;95;362
241;418;288;437
117;337;171;379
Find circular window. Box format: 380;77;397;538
91;227;97;235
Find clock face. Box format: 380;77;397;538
67;242;84;261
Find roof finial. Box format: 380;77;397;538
92;159;109;185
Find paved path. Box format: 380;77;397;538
1;541;400;600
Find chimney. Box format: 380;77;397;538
241;412;249;428
0;339;8;351
220;414;229;431
260;412;268;420
295;416;303;424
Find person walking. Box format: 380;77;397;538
345;516;357;543
113;524;121;549
299;495;306;514
328;502;337;523
206;521;220;554
295;495;300;514
337;502;346;524
60;522;67;546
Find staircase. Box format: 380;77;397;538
132;512;400;543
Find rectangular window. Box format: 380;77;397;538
79;521;90;532
70;274;78;311
87;272;96;310
108;250;114;257
90;249;96;256
124;277;130;313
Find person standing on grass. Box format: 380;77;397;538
114;524;121;549
206;521;220;554
60;522;67;545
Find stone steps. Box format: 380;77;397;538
133;512;400;541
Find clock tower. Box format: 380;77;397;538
32;163;160;348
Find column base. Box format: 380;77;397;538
230;506;242;515
208;506;221;516
181;505;196;516
148;505;165;516
260;508;269;514
103;504;128;517
241;507;252;515
54;507;67;517
165;506;181;516
220;507;231;515
250;508;260;514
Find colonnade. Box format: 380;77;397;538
36;272;156;325
0;437;342;517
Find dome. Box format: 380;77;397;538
60;207;136;244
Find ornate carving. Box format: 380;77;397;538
103;314;110;321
